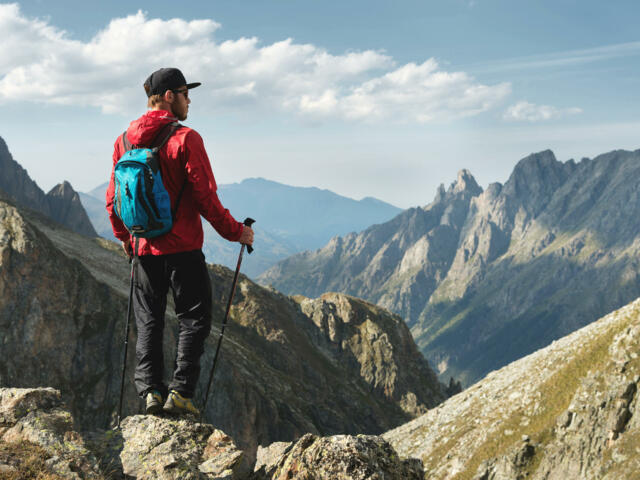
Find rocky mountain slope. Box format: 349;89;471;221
0;387;422;479
260;149;640;386
0;135;96;237
81;178;401;277
384;296;640;479
6;297;640;478
0;195;445;463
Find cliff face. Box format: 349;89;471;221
260;149;640;386
0;200;127;430
259;169;482;321
0;196;445;461
0;136;96;237
384;297;640;480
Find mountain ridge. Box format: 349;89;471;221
259;148;640;386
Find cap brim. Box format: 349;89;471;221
186;82;201;90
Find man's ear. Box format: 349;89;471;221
162;90;174;103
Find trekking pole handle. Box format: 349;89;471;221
243;218;255;254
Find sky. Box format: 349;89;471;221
1;0;639;208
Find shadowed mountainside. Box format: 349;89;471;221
0;194;445;462
0;135;96;237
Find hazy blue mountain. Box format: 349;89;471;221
82;178;402;277
259;149;640;386
78;192;118;241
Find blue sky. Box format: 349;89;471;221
1;0;639;208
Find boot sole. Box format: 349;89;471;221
146;403;163;415
163;403;199;416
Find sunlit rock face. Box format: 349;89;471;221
261;149;640;386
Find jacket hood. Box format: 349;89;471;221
126;110;177;147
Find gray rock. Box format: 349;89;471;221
254;441;293;475
0;387;101;479
255;433;423;480
120;415;248;480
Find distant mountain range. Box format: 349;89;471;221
80;178;402;277
259;148;640;386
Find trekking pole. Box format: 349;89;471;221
116;237;139;429
202;218;255;415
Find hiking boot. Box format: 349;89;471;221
145;390;164;415
163;390;200;416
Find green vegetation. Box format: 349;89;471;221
0;441;66;480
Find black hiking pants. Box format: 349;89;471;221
133;249;212;399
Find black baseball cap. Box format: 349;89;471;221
143;68;201;97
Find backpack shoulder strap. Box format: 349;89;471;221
150;122;182;152
148;122;187;221
122;130;133;152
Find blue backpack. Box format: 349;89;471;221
113;122;186;238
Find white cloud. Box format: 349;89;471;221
503;101;582;122
0;3;510;123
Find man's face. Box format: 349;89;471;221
170;86;190;121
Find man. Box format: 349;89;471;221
106;67;253;415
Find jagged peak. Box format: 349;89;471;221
509;150;560;178
47;180;77;199
432;183;446;203
450;169;482;196
425;170;482;211
503;149;572;202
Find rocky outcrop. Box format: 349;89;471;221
0;388;100;479
254;433;423;479
0;196;444;464
384;298;640;479
120;415;250;479
295;293;444;416
261;149;640;386
0;135;96;237
0;387;421;480
47;181;97;237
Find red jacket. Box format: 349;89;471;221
106;110;243;255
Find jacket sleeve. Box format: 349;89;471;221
183;130;244;241
105;136;131;242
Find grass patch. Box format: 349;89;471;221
436;307;635;480
0;441;66;480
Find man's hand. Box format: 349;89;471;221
122;239;133;259
239;226;254;247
